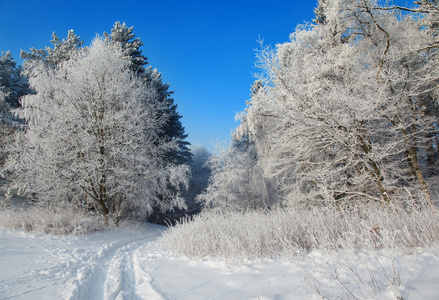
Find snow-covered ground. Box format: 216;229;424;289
1;225;439;300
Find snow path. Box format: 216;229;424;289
2;226;439;299
0;225;166;300
63;234;164;300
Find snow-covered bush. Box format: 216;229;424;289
0;207;106;235
164;197;439;261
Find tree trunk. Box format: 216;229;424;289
98;145;109;222
356;131;392;203
408;144;433;207
400;126;434;207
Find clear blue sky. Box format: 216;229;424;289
0;0;411;151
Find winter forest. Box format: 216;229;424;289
2;0;439;299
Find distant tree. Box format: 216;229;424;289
10;38;189;223
198;138;273;211
185;145;211;212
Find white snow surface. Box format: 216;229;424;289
1;225;439;300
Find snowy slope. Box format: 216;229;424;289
1;226;439;300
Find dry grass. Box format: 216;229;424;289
164;199;439;260
0;206;106;235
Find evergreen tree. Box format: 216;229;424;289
0;89;14;167
313;0;328;25
185;145;211;213
20;30;83;77
0;52;29;108
0;53;27;171
104;21;147;73
197;140;272;211
104;22;191;165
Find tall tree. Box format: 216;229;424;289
0;53;27;172
10;38;188;223
104;22;191;165
0;89;15;167
313;0;329;25
237;0;438;206
20;30;83;77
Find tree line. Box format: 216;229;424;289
2;0;439;225
201;0;439;211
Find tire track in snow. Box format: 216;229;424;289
60;230;166;300
132;247;165;300
103;241;139;299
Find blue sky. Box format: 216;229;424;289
0;0;411;151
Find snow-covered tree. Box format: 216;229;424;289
21;30;83;78
238;0;438;206
198;139;273;211
0;89;13;166
0;52;29;108
20;24;191;166
105;22;191;165
185;145;211;211
104;21;147;73
10;38;189;223
314;0;329;25
0;89;8;112
0;53;27;171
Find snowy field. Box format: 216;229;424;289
1;226;439;300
